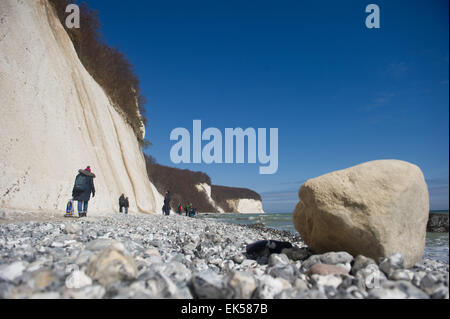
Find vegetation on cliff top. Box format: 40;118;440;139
49;0;148;145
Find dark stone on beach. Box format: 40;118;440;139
245;240;293;258
427;213;449;233
281;247;312;261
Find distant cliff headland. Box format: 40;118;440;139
145;156;264;213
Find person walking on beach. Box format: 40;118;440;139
189;206;197;218
72;166;96;218
124;197;129;215
163;190;171;215
119;194;126;213
177;203;183;215
184;202;192;217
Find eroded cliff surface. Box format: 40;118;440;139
0;0;163;214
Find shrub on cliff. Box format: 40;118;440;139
49;0;147;144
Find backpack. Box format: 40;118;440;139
73;174;86;195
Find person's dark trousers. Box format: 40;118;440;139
78;201;88;217
119;205;124;213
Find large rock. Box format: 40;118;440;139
292;160;429;267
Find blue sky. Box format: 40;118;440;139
83;0;449;211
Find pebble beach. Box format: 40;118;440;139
0;211;448;299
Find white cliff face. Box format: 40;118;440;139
195;183;224;213
226;199;265;214
0;0;164;215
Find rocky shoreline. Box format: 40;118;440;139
427;213;449;233
0;212;448;299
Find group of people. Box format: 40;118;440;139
177;202;197;218
71;167;197;218
118;193;130;215
162;191;197;218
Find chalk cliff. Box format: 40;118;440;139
0;0;164;214
195;183;224;213
225;198;265;214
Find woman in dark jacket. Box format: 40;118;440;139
124;197;129;215
72;166;96;217
119;194;126;213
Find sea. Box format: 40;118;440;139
197;210;449;264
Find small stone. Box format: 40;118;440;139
27;269;56;290
294;278;309;290
240;259;258;269
144;270;191;299
351;255;377;275
268;254;290;267
191;270;225;299
412;271;427;287
157;261;192;285
302;251;353;270
320;252;354;265
307;264;349;276
232;254;245;264
51;242;64;248
390;269;414;281
0;261;27;282
430;285;449;299
354;264;387;291
64;223;82;234
253;275;292;299
0;282;15;298
64;285;106;299
369;280;429;299
224;271;257;299
420;273;441;295
267;265;296;283
87;245;137;286
379;253;405;277
65;270;93;289
311;274;343;290
281;247;311;261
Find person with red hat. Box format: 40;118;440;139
72;166;96;217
